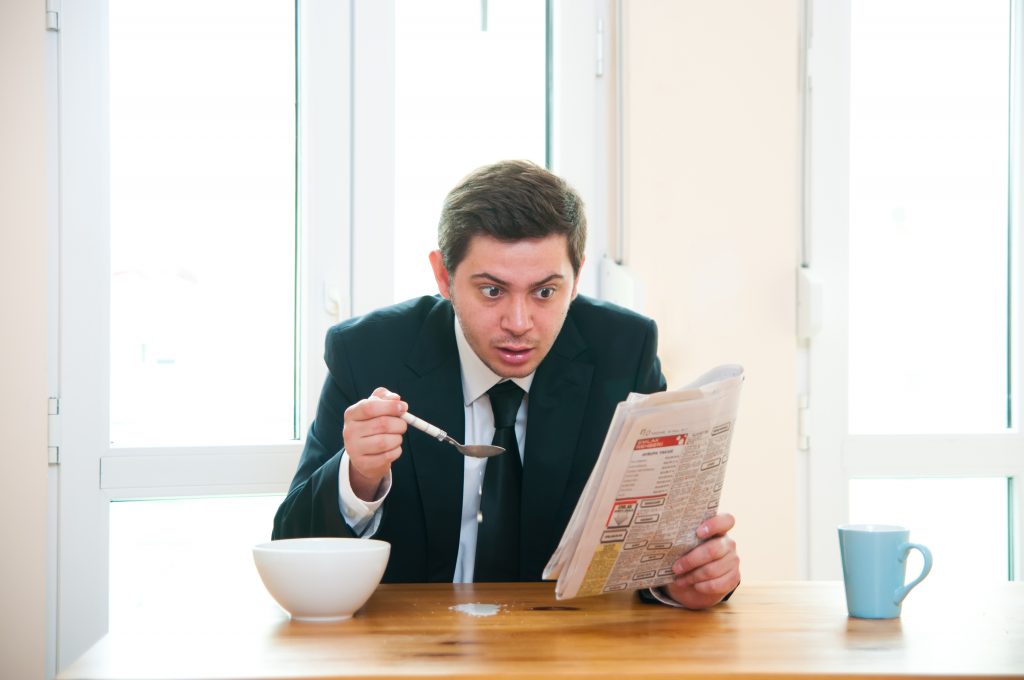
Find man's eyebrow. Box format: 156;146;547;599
469;272;566;288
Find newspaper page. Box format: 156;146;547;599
543;364;743;600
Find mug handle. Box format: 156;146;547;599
894;542;932;605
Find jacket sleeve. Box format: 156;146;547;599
635;317;668;395
272;331;360;540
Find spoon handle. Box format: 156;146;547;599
400;411;448;442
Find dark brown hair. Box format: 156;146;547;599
437;160;586;275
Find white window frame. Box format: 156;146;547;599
51;0;344;670
803;0;1024;580
48;0;613;674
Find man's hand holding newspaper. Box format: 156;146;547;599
660;512;739;608
543;364;744;608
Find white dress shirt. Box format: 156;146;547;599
337;318;532;583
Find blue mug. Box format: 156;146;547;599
837;524;932;619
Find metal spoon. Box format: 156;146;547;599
400;411;505;458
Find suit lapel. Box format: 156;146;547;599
521;314;593;574
400;299;465;581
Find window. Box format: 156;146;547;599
53;0;608;671
109;0;298;447
847;0;1010;435
804;0;1024;581
393;0;548;302
53;0;334;667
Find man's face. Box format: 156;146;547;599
429;234;582;379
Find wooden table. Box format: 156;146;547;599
59;581;1024;679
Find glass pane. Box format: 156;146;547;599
109;1;297;446
848;478;1009;584
393;0;547;302
847;1;1010;434
109;495;284;631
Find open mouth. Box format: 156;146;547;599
496;346;534;365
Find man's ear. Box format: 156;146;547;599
570;255;586;300
429;250;452;299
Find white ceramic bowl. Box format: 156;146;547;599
252;537;390;622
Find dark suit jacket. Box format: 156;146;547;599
273;294;667;583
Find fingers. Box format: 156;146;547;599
664;534;741;609
672;536;740;590
696;512;735;540
673;513;736;575
665;513;741;608
370;386;399;399
344;388;409;485
685;567;740;597
673;534;736;577
347;387;407;423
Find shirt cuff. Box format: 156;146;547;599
338;451;390;537
646;586;686;608
641;583;738;608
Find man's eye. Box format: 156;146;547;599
536;287;556;300
481;286;502;298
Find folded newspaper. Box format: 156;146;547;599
543;364;744;600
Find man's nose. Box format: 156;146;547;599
501;296;533;335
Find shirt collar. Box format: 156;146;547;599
453;316;534;406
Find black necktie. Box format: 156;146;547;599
474;380;525;582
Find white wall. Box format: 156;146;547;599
623;0;801;579
0;2;50;678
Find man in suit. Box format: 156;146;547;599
273;160;740;609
